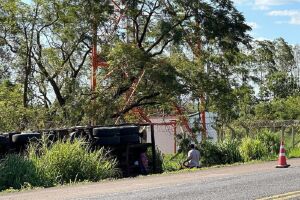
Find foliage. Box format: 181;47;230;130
255;96;300;120
0;154;41;191
254;38;298;100
0;0;255;129
239;137;268;162
199;141;222;166
27;138;120;185
287;148;300;158
176;137;192;154
256;129;280;155
0;137;120;191
162;153;185;172
0;81;48;131
218;139;243;164
199;139;242;166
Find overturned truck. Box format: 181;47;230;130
0;124;157;176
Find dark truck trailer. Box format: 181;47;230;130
0;124;157;176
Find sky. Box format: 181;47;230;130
21;0;299;44
233;0;300;44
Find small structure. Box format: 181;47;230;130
147;112;218;154
146;115;179;154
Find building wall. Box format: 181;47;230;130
146;113;218;154
146;116;179;154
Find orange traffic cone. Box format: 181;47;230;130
276;140;290;168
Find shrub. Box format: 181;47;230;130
28;138;120;186
162;153;185;172
239;137;268;162
199;141;223;166
0;154;41;191
218;139;242;164
256;129;280;154
199;139;242;166
287;147;300;158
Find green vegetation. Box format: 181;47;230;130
162;154;185;172
287;148;300;158
0;0;299;193
0;139;119;191
162;129;300;171
256;130;280;154
199;139;243;166
0;0;254;130
239;138;268;162
0;154;41;190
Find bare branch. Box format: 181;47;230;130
73;48;91;78
146;13;190;53
150;38;174;57
1;29;18;53
111;92;160;118
137;0;160;48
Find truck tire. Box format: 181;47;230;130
93;127;120;137
0;135;9;155
94;136;120;145
12;133;41;144
120;135;140;144
119;126;139;136
0;135;9;144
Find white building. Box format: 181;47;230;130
146;112;218;154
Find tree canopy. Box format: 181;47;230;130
0;0;299;132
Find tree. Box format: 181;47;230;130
252;38;297;100
0;0;110;107
0;0;260;130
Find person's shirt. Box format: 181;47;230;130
187;149;200;167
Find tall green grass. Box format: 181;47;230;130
287;147;300;158
0;138;120;191
162;153;185;172
0;154;41;190
239;137;268;162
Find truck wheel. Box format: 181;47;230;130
94;136;120;145
0;135;9;144
0;135;9;155
120;135;140;144
93;127;120;137
12;133;41;144
119;126;139;136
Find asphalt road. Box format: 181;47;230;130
2;159;300;200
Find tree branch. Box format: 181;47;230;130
150;38;174;57
145;13;190;53
111;92;160;118
73;48;91;78
138;0;159;48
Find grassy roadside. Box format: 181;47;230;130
1;155;299;195
1;132;300;194
0;138;120;192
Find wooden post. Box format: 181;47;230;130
292;126;295;148
150;124;156;173
174;123;177;154
281;126;285;142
